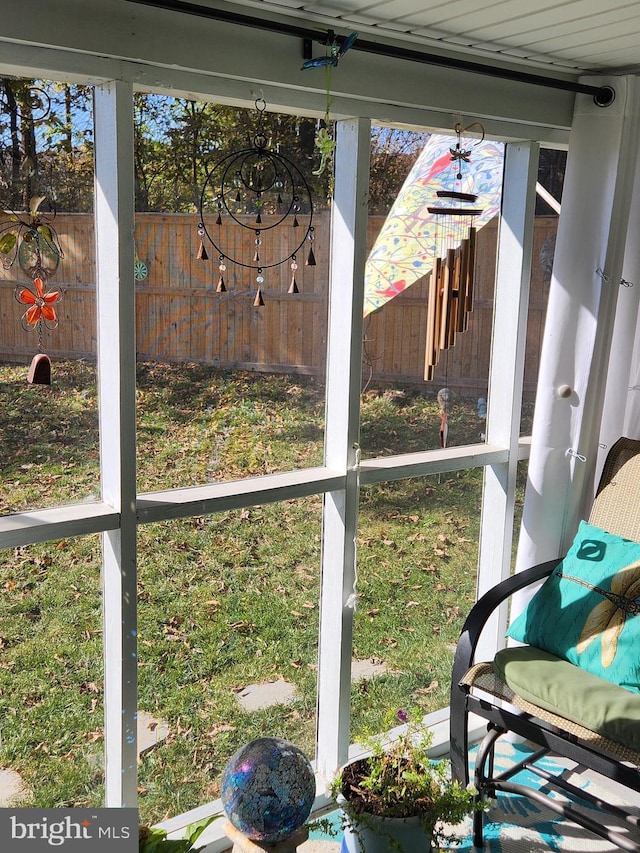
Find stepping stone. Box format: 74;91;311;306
351;658;391;680
236;679;297;712
137;711;170;756
0;768;30;806
235;661;396;713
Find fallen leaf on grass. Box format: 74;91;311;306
414;680;439;695
206;723;235;738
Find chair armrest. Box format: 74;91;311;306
451;559;560;694
448;558;560;785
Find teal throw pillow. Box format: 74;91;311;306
506;520;640;692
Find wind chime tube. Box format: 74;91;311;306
424;257;441;378
449;247;462;348
464;226;477;318
456;237;470;333
433;257;443;363
439;248;456;351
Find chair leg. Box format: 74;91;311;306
472;724;505;847
473;797;484;848
449;686;470;786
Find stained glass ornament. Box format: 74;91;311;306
197;98;314;304
15;276;61;331
18;226;61;279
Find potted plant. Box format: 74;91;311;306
330;709;478;852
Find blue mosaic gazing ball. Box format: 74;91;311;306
221;737;315;843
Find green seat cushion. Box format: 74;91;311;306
494;646;640;752
506;520;640;692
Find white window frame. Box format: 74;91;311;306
0;69;537;840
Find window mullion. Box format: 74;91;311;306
94;78;138;808
316;117;370;781
476;141;539;662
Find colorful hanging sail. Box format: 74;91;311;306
364;133;504;316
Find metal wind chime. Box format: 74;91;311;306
11;200;63;384
424;122;485;382
196;98;315;306
0;85;63;384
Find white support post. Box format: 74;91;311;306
93;79;138;807
516;75;640;579
476;142;539;661
316;118;370;782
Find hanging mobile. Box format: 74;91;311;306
0;87;64;384
196;98;315;305
0;195;64;384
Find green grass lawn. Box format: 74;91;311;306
0;359;491;823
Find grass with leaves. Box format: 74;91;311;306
0;359;495;824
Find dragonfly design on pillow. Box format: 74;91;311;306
566;561;640;667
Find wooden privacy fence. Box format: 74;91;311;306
0;213;557;399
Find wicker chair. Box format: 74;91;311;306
450;437;640;851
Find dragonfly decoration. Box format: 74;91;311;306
449;121;486;179
301;32;358;179
301;31;358;70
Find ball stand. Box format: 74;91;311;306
223;820;309;852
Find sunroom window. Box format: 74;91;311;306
0;76;539;834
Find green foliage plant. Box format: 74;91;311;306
330;709;479;851
138;815;218;852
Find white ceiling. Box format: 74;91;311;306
224;0;640;74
